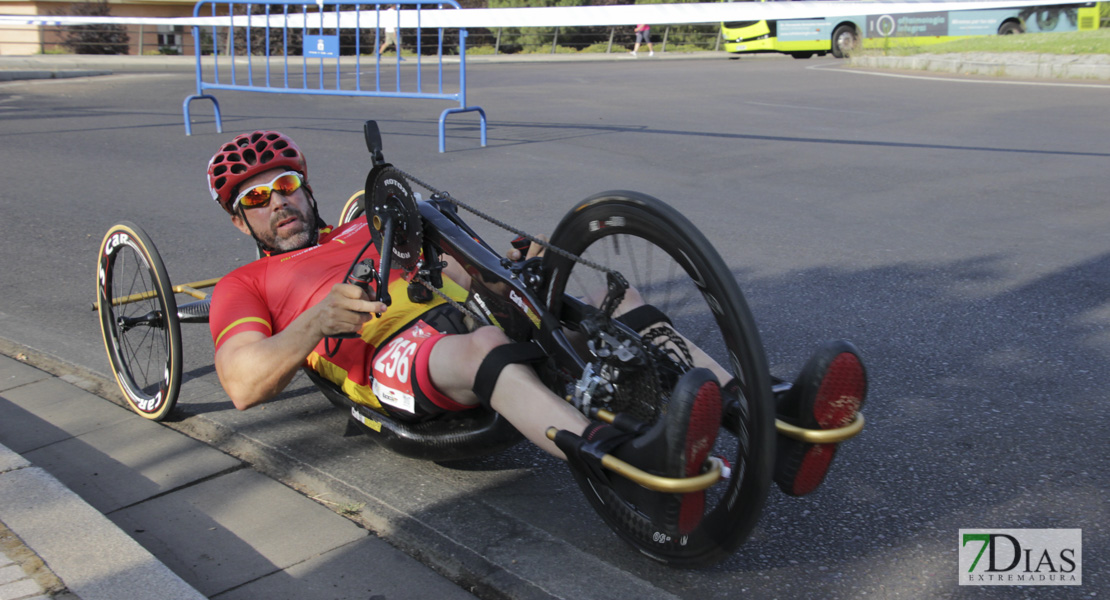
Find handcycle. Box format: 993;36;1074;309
94;121;866;567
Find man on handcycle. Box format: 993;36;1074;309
205;130;723;538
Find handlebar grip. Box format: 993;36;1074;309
332;259;379;339
510;235;531;258
346;260;377;296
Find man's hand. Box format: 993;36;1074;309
507;234;547;262
215;282;388;411
313;283;388;338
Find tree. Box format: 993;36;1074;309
487;0;592;53
476;0;719;53
58;0;130;55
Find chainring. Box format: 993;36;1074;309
390;164;685;424
362;164;423;273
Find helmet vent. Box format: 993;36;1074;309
206;130;307;213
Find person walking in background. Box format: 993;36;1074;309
630;23;654;57
378;4;404;59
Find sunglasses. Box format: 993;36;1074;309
233;171;304;210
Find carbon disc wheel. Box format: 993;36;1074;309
96;222;182;421
545;191;775;567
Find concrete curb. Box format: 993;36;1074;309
849;52;1110;80
0;442;207;600
0;69;112;81
0;51;728;82
0;55;196;73
0;338;671;600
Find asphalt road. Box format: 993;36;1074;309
2;55;1108;598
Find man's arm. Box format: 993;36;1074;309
215;283;386;410
217;236;537;410
438;236;544;289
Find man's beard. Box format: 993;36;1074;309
258;205;313;252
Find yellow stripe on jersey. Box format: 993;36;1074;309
215;316;272;347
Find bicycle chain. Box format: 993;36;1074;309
411;276;485;325
394;167;617;276
392;165;621;324
392;168;667;413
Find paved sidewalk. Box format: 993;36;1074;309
0;352;478;600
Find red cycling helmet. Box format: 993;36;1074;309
207;131;308;214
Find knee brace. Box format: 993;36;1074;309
472;342;548;410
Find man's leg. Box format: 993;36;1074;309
589;286;733;384
425;326;588;458
426;325;722;536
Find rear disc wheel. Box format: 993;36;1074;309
545;191;775;567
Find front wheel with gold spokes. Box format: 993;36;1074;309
96;222;182;421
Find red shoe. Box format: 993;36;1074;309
774;340;867;497
582;368;722;536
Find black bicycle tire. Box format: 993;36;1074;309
545;191;776;567
96;222;183;421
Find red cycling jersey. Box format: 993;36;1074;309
209;221;468;413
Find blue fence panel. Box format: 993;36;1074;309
183;0;486;152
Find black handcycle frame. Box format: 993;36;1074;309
95;121;865;566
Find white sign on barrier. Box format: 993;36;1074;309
304;34;339;57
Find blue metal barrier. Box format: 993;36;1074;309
183;0;486;152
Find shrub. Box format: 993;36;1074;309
57;0;130;55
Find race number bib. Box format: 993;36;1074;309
371;321;438;413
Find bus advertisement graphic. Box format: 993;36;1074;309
868;12;947;37
722;2;1100;57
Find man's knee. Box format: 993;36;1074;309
470;328;547;410
468;326;511;355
